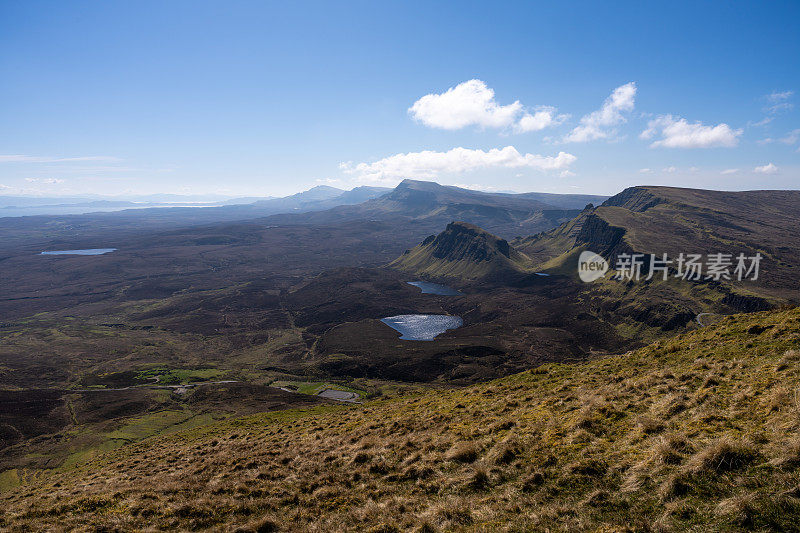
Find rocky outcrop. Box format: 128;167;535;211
601;186;664;212
390;221;529;281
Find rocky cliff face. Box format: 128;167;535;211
573;213;628;257
390;221;529;281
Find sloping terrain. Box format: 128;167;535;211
2;307;799;531
516;186;800;303
0;384;329;472
390;221;530;281
507;186;800;341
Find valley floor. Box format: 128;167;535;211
2;308;800;531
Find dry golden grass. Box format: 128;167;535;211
1;308;800;531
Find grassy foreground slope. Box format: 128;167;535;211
3;308;800;531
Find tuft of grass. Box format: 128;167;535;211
445;442;479;463
687;438;760;474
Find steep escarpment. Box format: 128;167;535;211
514;186;663;264
516;186;800;305
390;221;530;281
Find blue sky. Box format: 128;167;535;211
0;0;798;197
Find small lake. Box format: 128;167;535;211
381;314;463;341
40;248;117;256
407;281;463;296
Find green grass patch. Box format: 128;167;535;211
0;469;20;492
136;367;224;385
106;409;196;442
270;380;365;396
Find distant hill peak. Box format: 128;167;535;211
396;179;447;190
435;221;512;258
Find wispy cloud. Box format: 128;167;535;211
340;146;576;184
408;79;567;133
764;90;794;115
0;155;120;163
641;115;742;148
780;129;800;145
752;91;795;126
720;168;739;175
562;82;637;143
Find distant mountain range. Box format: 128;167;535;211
0;186;391;219
0;180;609;247
248;185;392;212
257;179;608;238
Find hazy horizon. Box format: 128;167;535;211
1;1;798;198
2;177;800;203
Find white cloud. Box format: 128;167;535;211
721;168;739;175
754;163;778;174
315;177;342;185
340;146;577;184
451;183;503;192
24;177;64;184
638;168;652;174
408;79;566;133
562;82;637;143
514;106;568;133
0;155;119;163
641;115;742;148
663;166;677;173
409;80;520;130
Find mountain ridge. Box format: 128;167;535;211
517;185;800;300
